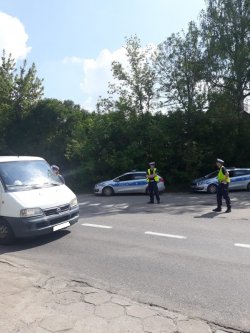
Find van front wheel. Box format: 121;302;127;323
0;219;15;245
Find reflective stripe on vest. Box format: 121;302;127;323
217;167;230;183
147;168;159;182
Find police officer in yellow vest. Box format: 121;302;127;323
213;158;231;213
146;162;160;204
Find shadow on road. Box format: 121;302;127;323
0;229;70;254
78;191;250;218
194;211;228;219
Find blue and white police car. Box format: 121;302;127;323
94;171;165;196
191;168;250;194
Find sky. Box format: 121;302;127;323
0;0;206;111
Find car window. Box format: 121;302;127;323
205;171;218;179
118;174;134;182
133;173;146;180
228;170;235;177
233;170;250;177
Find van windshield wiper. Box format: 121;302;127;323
6;182;61;190
6;184;33;190
30;182;60;188
7;184;31;188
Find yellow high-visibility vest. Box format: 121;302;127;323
217;167;230;183
147;168;159;182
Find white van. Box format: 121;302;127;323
0;156;79;244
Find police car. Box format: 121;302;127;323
94;171;165;196
191;168;250;194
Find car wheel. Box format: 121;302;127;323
102;186;114;196
247;183;250;191
0;219;15;245
207;184;217;194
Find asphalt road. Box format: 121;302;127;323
1;192;250;331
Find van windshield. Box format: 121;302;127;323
0;160;62;192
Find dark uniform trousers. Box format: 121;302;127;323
148;181;160;203
217;183;231;209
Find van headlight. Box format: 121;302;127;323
70;197;78;208
20;208;44;217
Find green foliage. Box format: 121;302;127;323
12;61;44;121
7;98;87;163
102;36;157;114
156;21;207;113
0;51;44;154
200;0;250;115
0;51;15;153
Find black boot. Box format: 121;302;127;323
212;207;222;212
225;207;231;213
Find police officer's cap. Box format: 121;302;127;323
149;161;155;166
51;164;59;171
216;158;224;164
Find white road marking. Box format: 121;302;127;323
78;202;128;209
82;223;113;229
115;204;129;209
145;231;187;239
234;243;250;249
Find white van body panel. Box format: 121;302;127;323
1;185;76;218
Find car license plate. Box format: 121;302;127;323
53;222;70;231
